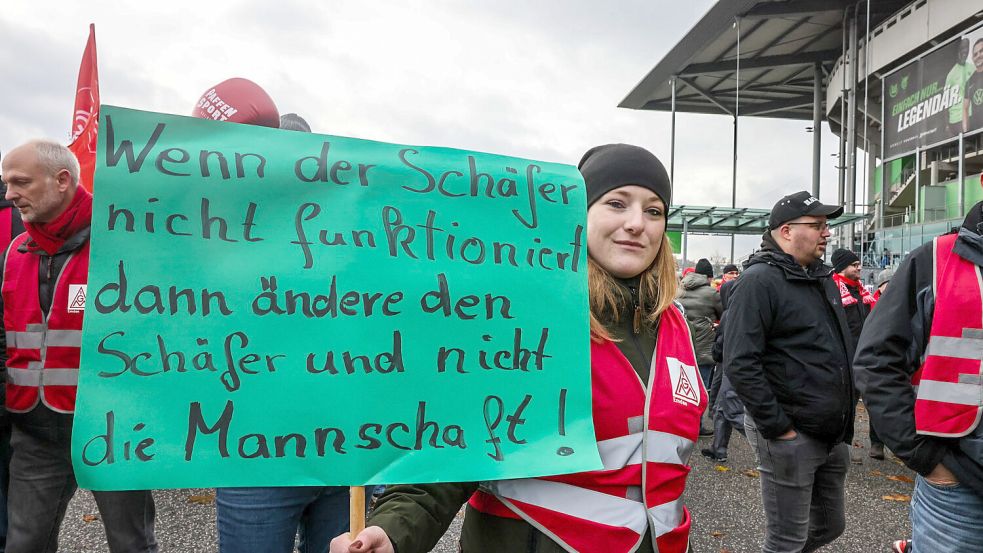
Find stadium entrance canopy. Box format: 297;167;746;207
668;204;868;262
617;0;922;257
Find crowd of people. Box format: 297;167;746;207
0;76;980;553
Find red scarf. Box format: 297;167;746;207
832;272;876;307
24;187;93;255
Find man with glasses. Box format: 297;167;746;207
725;191;854;553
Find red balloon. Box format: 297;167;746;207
192;77;279;128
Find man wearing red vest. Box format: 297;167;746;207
855;200;983;552
0;140;157;553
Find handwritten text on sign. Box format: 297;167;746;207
71;106;599;490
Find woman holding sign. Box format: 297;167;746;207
331;144;705;553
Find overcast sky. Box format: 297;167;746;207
0;0;855;262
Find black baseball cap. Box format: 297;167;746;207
768;191;843;229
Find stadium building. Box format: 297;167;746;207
622;0;983;268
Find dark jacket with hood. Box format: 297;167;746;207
723;231;855;444
854;202;983;498
677;273;722;366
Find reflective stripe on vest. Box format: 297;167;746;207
916;379;981;405
487;479;649;535
597;430;694;471
493;427;696;538
5;329;83;349
926;332;983;360
914;233;983;437
471;306;703;553
7;366;80;386
648;498;684;539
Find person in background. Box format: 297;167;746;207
331;144;705;553
702;266;746;463
856;200;983;553
873;268;893;301
677;257;722;429
192;80;376;553
279;112;312;132
0;141;158;553
725;191;854;553
717;263;739;291
830;248;884;461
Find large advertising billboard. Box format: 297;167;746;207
884;24;983;160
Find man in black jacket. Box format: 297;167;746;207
854;201;983;552
724;191;855;553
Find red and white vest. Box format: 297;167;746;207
469;305;706;553
913;233;983;437
2;233;89;414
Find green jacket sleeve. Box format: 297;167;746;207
367;482;479;553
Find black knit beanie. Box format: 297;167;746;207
831;248;860;272
578;144;671;209
694;258;714;278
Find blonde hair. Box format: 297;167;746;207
589;232;678;342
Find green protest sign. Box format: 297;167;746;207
71;106;599;490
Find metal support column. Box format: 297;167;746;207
731;17;740;264
846;9;859;215
682;218;689;266
670;77;677;185
880;79;886;232
837;6;850;209
958;132;965;216
914;147;920;224
731;114;738;263
812;63;822;197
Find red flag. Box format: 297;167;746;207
68;24;99;192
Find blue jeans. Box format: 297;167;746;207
910;475;983;552
216;485;375;553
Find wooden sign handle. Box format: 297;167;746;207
350;486;366;538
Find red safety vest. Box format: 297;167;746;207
2;232;89;414
469;305;706;553
913;233;983;437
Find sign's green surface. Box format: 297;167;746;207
72;106;599;490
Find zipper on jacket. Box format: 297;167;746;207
39;251;76;392
628;285;642;334
627;285;652;370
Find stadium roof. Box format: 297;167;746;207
620;0;910;120
667;205;868;234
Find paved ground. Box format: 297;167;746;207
60;404;912;552
684;402;913;553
